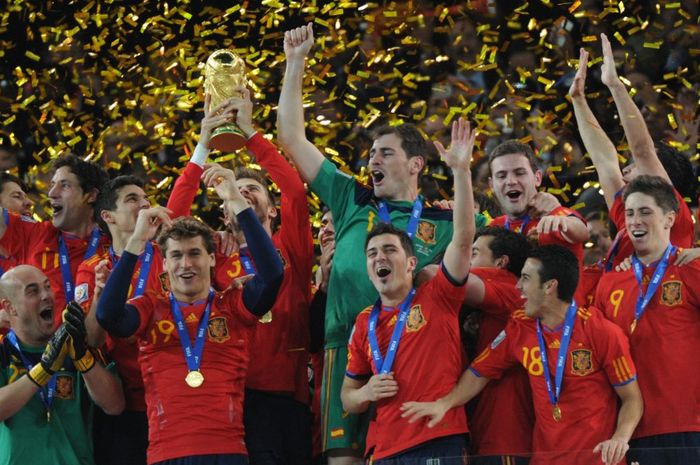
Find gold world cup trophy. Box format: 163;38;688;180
203;49;247;152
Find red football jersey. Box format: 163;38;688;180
346;267;468;460
0;215;109;323
594;251;700;438
75;245;167;411
213;133;314;400
607;188;694;267
575;265;603;308
470;307;636;465
129;287;257;464
489;207;585;265
467;267;533;457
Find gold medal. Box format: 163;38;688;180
630;319;637;334
258;311;272;324
552;405;562;422
185;370;204;388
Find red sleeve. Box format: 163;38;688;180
470;316;522;380
166;162;204;218
422;264;468;316
129;292;157;339
0;213;42;260
75;261;97;313
346;311;372;378
471;268;523;317
247;133;314;270
588;310;637;386
610;191;626;231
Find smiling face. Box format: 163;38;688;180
102;184;151;236
489;153;542;218
369;133;422;201
163;235;215;302
365;233;416;302
2;266;56;346
0;181;33;216
516;258;547;319
624;192;675;260
48;166;96;234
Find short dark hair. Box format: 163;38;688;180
372;123;427;159
94;175;145;236
474;226;529;276
656;144;698;205
488;140;539;174
0;173;28;195
527;245;579;302
157;217;216;256
234;166;275;205
53;154;109;199
623;175;679;213
365;222;415;257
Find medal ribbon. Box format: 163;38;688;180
239;246;256;276
6;331;57;413
168;290;215;373
631;244;675;325
376;196;423;239
58;227;101;301
504;214;530;234
603;229;626;272
109;242;154;298
536;300;578;412
367;287;416;374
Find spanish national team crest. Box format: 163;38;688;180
405;305;427;332
207;316;230;343
416;220;436;244
660;281;682;306
55;374;75;400
570;349;593;376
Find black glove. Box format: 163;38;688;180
63;301;95;373
28;326;69;387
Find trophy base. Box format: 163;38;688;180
209;124;247;152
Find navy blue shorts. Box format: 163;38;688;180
93;408;148;465
628;432;700;465
373;434;468;465
153;454;247;465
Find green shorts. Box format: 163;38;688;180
321;346;370;453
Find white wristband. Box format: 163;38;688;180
191;143;209;167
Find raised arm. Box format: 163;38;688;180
277;23;326;184
97;207;172;337
202;165;284;316
0;328;68;421
435;118;477;282
569;47;625;208
600;33;669;182
166;94;238;217
64;302;125;415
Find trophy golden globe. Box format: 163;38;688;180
203;49;247;152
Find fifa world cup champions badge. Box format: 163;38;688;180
204;50;248;152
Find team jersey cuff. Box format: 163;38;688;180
468;366;484;377
441;262;468;287
612;375;637;387
345;371;371;380
190;143;209;167
614;187;624;200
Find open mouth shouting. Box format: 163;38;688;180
375;265;391;279
371;170;385;186
505;190;523;202
39;306;53;324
